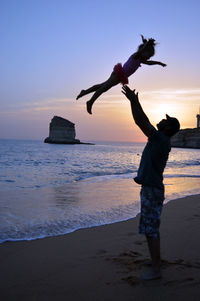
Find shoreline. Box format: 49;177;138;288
1;191;200;245
1;194;200;300
1;175;200;244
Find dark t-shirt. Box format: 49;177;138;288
134;126;171;189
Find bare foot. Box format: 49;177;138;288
140;269;161;281
86;101;93;114
142;260;152;267
76;90;86;100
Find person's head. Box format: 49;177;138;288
157;114;180;137
137;36;156;60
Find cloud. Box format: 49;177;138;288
140;88;200;103
2;87;200;115
0;97;80;114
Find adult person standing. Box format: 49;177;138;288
122;85;180;280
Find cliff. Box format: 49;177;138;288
171;128;200;149
44;116;93;145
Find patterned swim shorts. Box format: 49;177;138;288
139;186;165;238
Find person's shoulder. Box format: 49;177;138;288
151;130;171;150
132;52;137;59
150;128;169;141
149;125;158;136
132;52;141;61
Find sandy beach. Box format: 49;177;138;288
0;194;200;301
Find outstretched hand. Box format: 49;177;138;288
121;85;139;102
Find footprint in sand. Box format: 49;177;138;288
163;277;195;287
109;253;200;287
96;249;107;254
134;240;144;245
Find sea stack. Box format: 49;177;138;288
44;116;91;144
171;128;200;149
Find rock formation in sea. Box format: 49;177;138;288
171;128;200;149
44;116;93;144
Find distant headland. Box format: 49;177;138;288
171;113;200;149
44;116;94;145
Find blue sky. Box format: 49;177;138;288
0;0;200;141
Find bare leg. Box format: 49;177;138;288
140;234;162;280
76;83;104;100
87;73;119;114
146;235;161;271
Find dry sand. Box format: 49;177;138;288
0;194;200;301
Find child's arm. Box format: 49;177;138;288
142;60;167;67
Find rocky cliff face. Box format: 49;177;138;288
44;116;81;144
171;128;200;149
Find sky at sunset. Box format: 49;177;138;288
1;0;200;142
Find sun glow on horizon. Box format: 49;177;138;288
0;88;199;141
148;102;180;121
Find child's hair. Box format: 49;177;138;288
138;35;156;58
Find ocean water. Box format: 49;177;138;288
0;139;200;243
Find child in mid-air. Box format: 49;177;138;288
76;35;166;114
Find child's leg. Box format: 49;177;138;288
87;73;119;114
76;83;104;100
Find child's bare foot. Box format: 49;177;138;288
86;101;93;114
76;90;86;100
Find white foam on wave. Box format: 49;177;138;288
0;202;140;243
1;172;200;244
80;172;137;183
164;174;200;178
79;171;200;184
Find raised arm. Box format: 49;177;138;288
142;60;167;67
121;85;154;137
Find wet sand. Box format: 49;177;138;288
0;194;200;301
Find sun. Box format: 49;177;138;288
147;102;180;124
